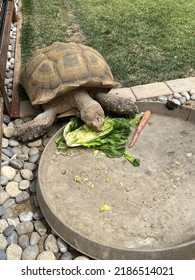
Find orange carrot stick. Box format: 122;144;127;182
129;110;151;148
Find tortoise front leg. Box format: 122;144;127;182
94;88;139;117
16;108;57;141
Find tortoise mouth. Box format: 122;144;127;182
90;115;105;131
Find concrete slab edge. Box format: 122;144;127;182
130;77;195;101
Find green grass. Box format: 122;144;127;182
21;0;195;86
21;0;73;64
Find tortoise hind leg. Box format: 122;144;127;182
94;88;139;117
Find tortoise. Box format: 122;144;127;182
16;42;138;141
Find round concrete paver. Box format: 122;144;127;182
37;102;195;259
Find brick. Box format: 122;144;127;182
108;87;136;101
165;77;195;93
131;82;172;100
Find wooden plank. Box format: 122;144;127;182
0;74;11;115
0;97;3;173
0;0;14;114
11;0;21;117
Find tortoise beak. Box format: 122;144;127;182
91;115;104;131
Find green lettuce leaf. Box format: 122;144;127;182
56;116;140;165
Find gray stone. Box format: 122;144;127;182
15;221;34;235
2;138;9;148
19;211;33;222
15;191;30;203
29;180;37;193
28;139;42;148
19;180;30;190
29;147;39;156
21;145;30;154
9;158;23;169
0;249;6;260
18;234;30;249
14;118;24;126
1;153;10;161
34;220;47;236
0;219;8;233
44;234;58;253
17;153;29;161
3;225;15;237
0;234;8;250
2;148;12;158
11;146;22;155
179;96;186;105
9;139;19;147
3;114;10;124
1;208;14;219
22;245;39;260
60;251;73;260
30;231;41;245
13;172;23;182
0;176;8;186
156;95;168;103
57;237;68;253
7;230;18;245
29;154;40;163
2;198;15;208
23;162;37;171
0;191;10;205
0;206;6;217
33;209;43;220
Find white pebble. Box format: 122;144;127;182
6;181;21;197
3;126;15;138
172;98;181;105
20;169;34;181
1;166;16;181
37;251;56;260
6;244;22;260
181;91;190;101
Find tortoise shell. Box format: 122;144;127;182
20;42;119;105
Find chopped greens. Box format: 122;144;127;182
99;204;112;212
123;151;140;167
56;115;141;166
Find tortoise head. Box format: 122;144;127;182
80;103;105;131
